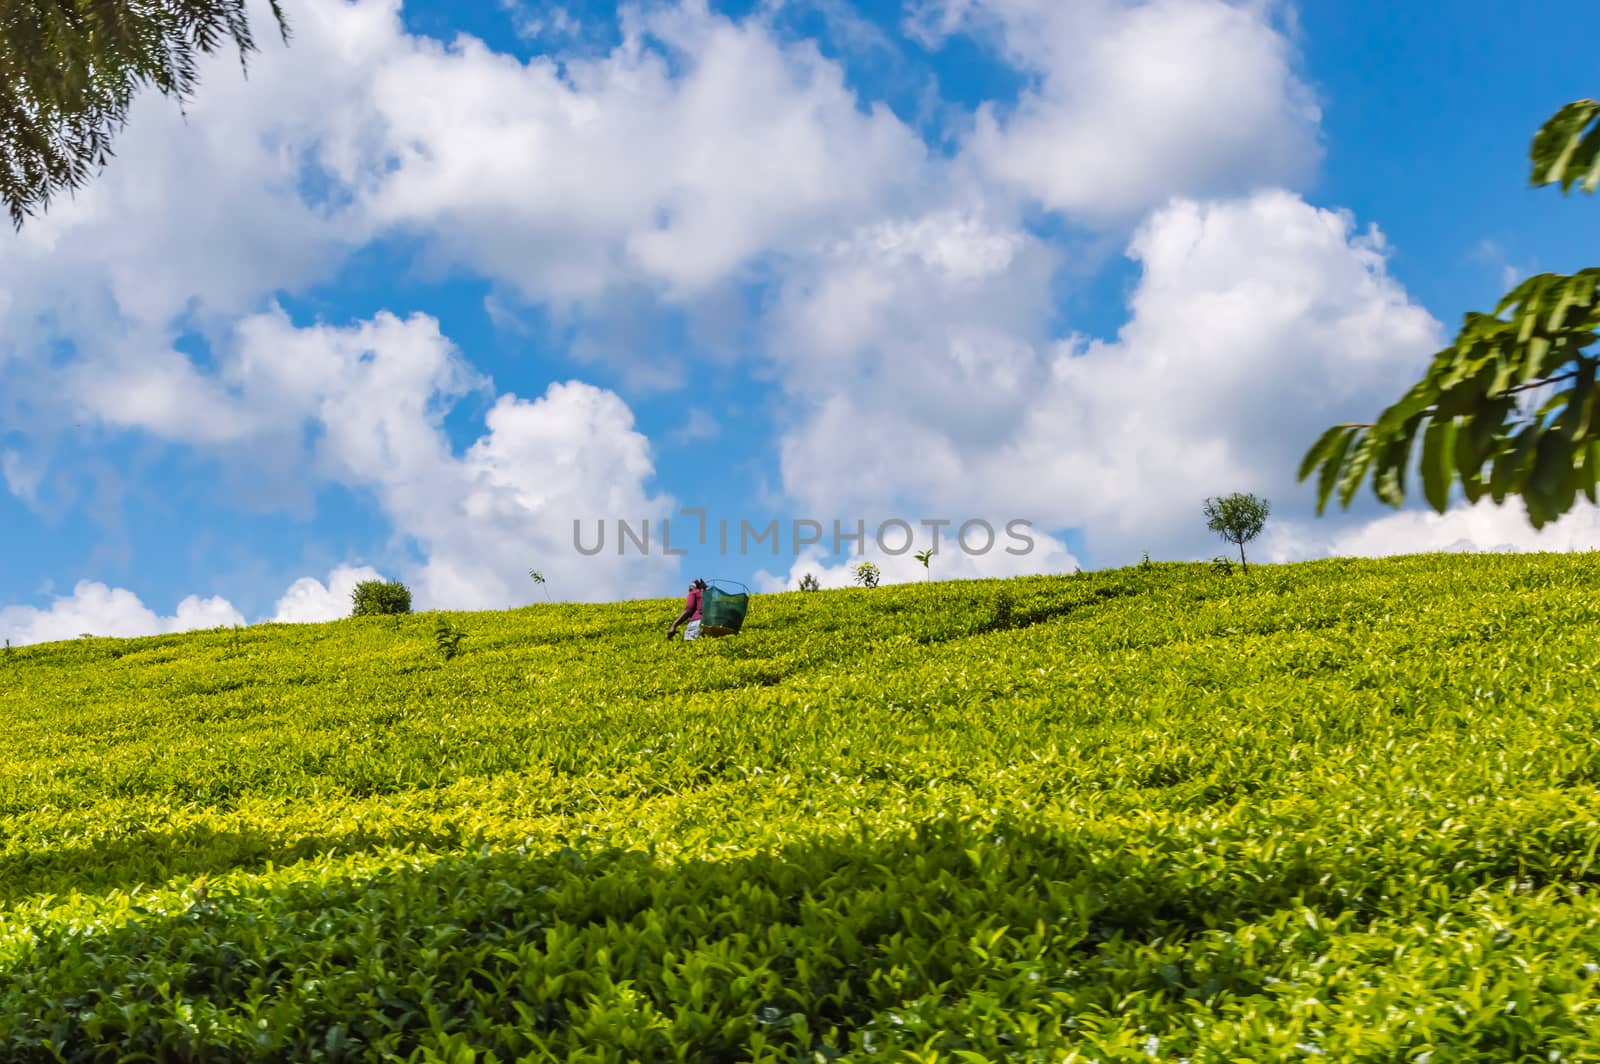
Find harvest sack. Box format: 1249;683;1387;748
701;583;749;636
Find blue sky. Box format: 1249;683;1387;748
3;0;1600;643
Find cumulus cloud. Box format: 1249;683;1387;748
1;0;936;411
362;0;928;303
0;0;937;604
410;379;675;609
500;1;579;44
993;191;1441;552
1264;498;1600;563
226;311;675;609
779;189;1444;565
5;563;405;647
915;0;1321;220
768;206;1058;442
0;582;245;647
0;0;393;342
20;302;677;612
271;564;387;623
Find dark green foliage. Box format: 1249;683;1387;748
4;554;1600;1058
349;579;411;617
1532;99;1600;195
1303;98;1600;528
798;573;821;592
0;0;290;228
1204;493;1269;572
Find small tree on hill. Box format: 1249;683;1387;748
914;547;933;579
528;569;550;601
1203;493;1269;574
853;561;880;588
798;572;821;591
351;579;412;617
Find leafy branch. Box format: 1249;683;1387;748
1301;98;1600;531
1;0;292;228
1531;99;1600;194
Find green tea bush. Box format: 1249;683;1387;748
350;578;412;617
989;583;1016;630
3;553;1600;1059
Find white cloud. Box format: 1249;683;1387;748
5;0;934;432
358;0;928;302
919;0;1321;221
224;311;677;609
1265;498;1600;563
0;581;245;647
0;0;394;340
778;189;1445;565
28;304;677;611
995;190;1441;550
229;306;485;484
0;0;405;490
0;0;939;593
769;205;1058;447
271;564;387;623
415;380;676;608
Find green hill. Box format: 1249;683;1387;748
4;553;1600;1061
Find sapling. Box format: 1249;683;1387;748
434;616;467;661
1203;493;1270;574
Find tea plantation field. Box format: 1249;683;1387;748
3;553;1600;1061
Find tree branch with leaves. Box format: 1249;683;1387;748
1301;100;1600;529
0;0;290;229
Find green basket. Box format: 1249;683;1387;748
701;581;749;637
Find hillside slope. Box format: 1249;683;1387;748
3;554;1600;1061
